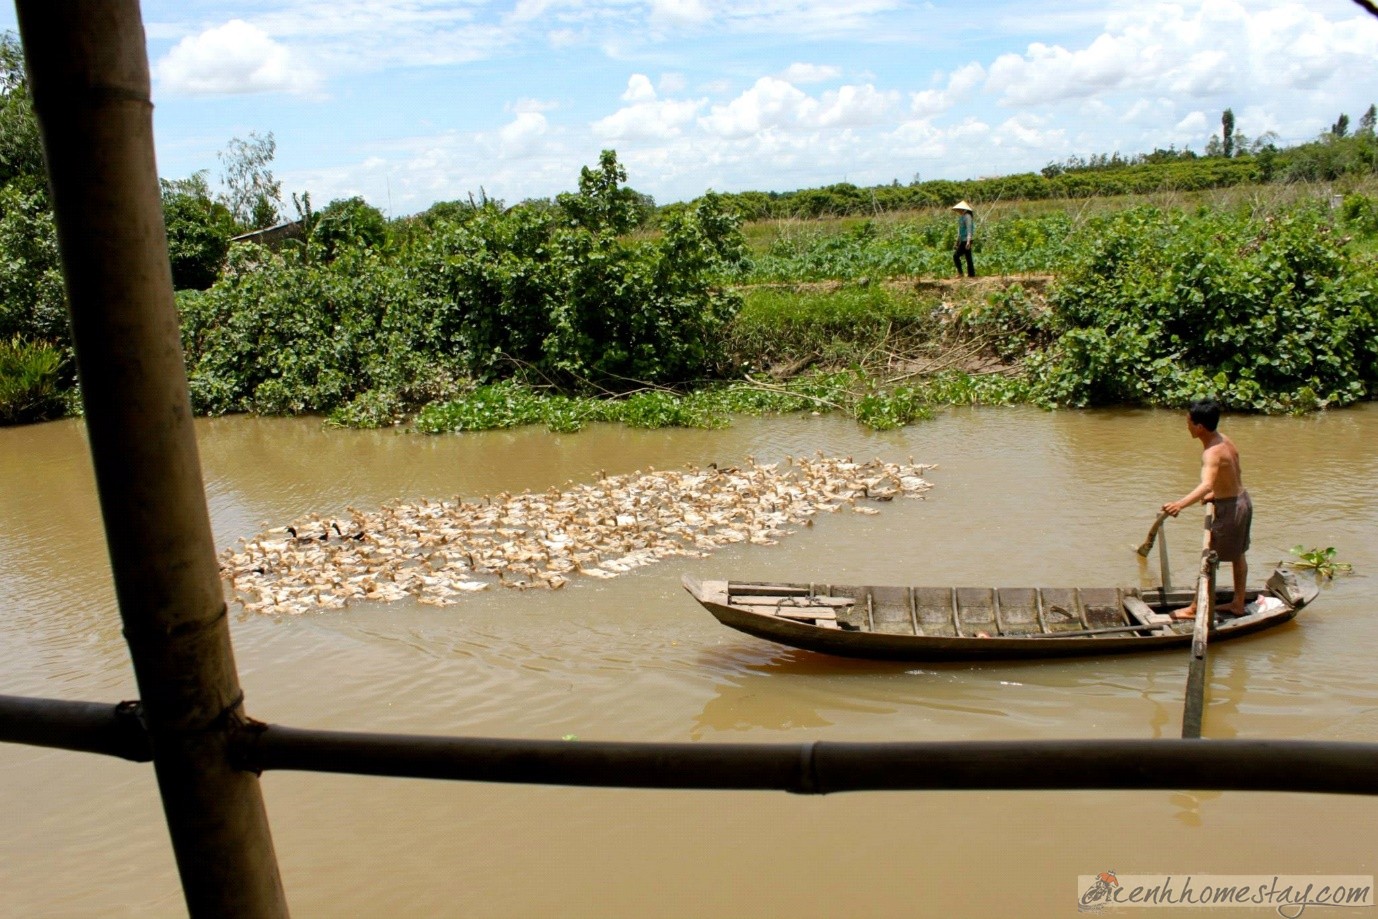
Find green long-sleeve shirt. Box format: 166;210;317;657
957;212;974;243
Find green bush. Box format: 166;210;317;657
0;183;67;346
955;283;1055;363
1342;193;1378;238
177;151;744;420
1033;204;1378;412
0;335;64;424
312;196;389;259
162;174;236;290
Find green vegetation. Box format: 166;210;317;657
179;152;746;422
1030;203;1378;413
412;370;1030;435
1;24;1375;433
741;211;1076;282
0;335;64;424
1287;545;1354;579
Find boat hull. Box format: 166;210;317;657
683;573;1315;662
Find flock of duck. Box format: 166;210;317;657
221;455;935;616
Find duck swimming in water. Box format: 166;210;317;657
221;455;935;615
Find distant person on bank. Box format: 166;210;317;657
1161;399;1252;620
952;201;975;278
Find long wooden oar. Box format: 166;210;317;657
1181;506;1217;739
1137;510;1173;602
1136;510;1169;557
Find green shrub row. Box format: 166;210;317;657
1031;203;1378;412
179;153;747;419
684;133;1378;222
412;369;1029;435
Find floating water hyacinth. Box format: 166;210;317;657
221;454;935;615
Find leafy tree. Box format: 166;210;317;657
1331;113;1350;139
161;171;236;290
0;32;66;348
0;34;43;193
1221;109;1236;158
0;182;66;344
555;149;652;234
218;131;282;230
0;33;70;420
1359;104;1377;137
312;195;388;259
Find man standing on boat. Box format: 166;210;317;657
952;201;976;278
1162;399;1252;620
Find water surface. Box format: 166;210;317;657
3;405;1376;917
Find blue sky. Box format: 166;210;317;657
6;0;1378;215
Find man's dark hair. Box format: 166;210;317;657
1188;399;1221;431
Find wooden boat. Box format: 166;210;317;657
682;568;1319;661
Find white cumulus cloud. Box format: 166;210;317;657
622;74;658;103
593;75;704;141
500;111;549;153
911;62;987;117
782;63;842;85
700;77;897;139
985;0;1378;109
155;20;321;96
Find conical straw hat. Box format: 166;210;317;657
951;200;974;212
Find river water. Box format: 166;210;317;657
3;405;1377;917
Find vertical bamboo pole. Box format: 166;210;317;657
1181;507;1216;740
15;4;289;916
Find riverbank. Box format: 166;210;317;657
4;187;1376;430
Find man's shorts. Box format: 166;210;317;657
1211;491;1252;563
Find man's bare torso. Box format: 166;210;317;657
1203;434;1243;500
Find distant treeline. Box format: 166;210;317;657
660;106;1378;221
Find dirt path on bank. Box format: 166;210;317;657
734;273;1055;299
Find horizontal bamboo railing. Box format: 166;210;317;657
5;694;1378;796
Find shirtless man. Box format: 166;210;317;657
1162;399;1252;619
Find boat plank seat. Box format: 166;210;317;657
1123;595;1175;636
815;586;868;630
773;608;838;621
732;595;855;608
729;583;811;597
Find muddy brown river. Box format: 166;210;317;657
3;405;1376;917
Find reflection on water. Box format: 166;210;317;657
3;405;1378;917
690;649;906;736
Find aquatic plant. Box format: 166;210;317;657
1287;545;1353;579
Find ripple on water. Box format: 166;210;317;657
7;407;1378;917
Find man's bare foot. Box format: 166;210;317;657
1170;606;1197;621
1215;603;1248;618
